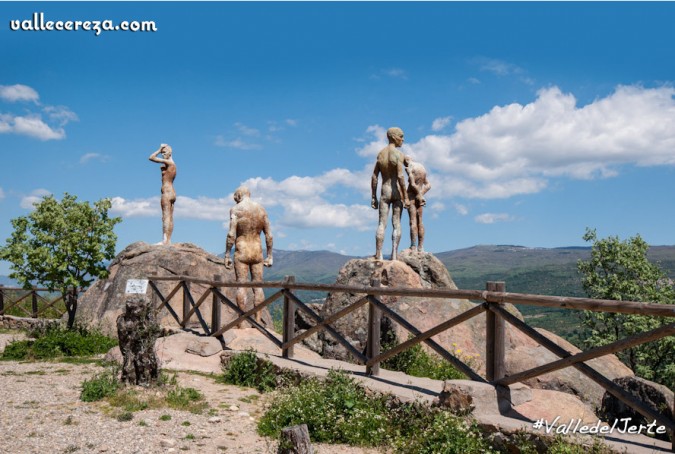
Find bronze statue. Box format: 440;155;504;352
404;155;431;252
224;186;273;327
148;144;177;245
371;127;410;261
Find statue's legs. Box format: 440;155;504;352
375;202;390;260
408;205;418;250
417;205;425;252
391;201;403;261
250;262;265;324
161;197;175;245
234;261;250;328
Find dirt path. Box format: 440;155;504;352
0;359;382;454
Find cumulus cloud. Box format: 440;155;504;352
0;84;39;103
43;105;78;126
431;116;452;132
20;189;51;209
474;213;514;224
80;153;110;164
0;114;65;140
234;122;260;137
111;195;231;221
404;85;675;198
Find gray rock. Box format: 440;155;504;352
186;337;222;357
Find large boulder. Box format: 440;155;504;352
76;242;272;336
314;251;633;409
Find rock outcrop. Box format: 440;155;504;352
76;242;272;336
312;250;633;409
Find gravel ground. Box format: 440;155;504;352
0;357;382;454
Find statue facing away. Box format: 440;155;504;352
148;144;177;245
371;127;410;261
224;186;273;328
404;155;431;252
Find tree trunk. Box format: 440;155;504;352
65;287;78;329
116;295;160;386
278;424;313;454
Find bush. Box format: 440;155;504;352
221;350;277;393
1;325;117;360
258;369;391;446
80;365;120;402
382;339;465;381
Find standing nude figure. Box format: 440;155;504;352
371;127;410;261
148;144;177;245
224;186;273;328
404;155;431;252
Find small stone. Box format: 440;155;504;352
249;417;255;422
237;411;250;417
208;417;222;423
228;405;239;411
160;438;177;448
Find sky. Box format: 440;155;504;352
2;2;675;274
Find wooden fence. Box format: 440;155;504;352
147;274;675;441
0;285;68;319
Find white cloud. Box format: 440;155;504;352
406;85;675;198
473;57;523;76
474;213;514;224
285;119;298;127
80;153;110;164
355;125;387;157
452;203;468;215
111;195;231;221
20;189;51;209
43;105;78;126
281;200;375;230
431;116;452;132
214;135;261;150
0;114;65;140
371;68;408;80
467;77;481;85
0;84;39;103
234;122;260;137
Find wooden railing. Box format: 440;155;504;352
147;275;675;439
0;285;68;319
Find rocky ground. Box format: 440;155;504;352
0;334;379;454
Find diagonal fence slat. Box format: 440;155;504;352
496;323;675;387
490;304;674;432
211;289;284;338
367;295;486;382
149;280;182;326
286;290;368;364
211;288;282;348
367;302;488;367
181;282;211;334
284;295;370;349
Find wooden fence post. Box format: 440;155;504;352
0;285;4;315
212;275;222;337
182;280;190;328
282;275;296;359
31;287;38;318
366;278;382;376
486;281;506;382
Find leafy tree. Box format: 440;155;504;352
577;228;674;388
0;193;121;327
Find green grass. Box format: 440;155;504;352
220;350;278;393
1;325;117;361
80;365;120;402
381;335;465;381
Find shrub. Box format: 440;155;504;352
167;386;207;413
258;370;391;446
221;350;277;393
80;365;120;402
382;338;465;381
1;325;117;360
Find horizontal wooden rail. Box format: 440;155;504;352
146;276;675;317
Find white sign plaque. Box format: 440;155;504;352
125;279;149;294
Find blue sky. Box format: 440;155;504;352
2;2;675;274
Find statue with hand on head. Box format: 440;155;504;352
225;186;273;328
404;155;431;252
371;127;409;261
148;144;177;245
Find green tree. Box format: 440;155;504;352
577;228;674;388
0;193;121;327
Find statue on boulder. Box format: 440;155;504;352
225;186;273;328
148;143;177;245
404;154;431;252
371;127;410;261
